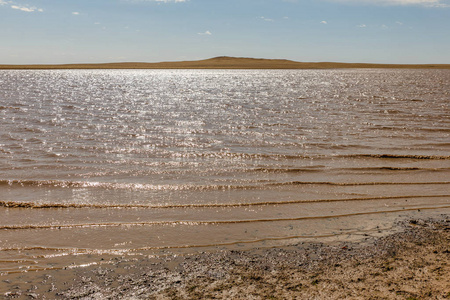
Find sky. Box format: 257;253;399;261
1;0;449;64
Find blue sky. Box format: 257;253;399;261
1;0;449;64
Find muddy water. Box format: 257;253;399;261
0;69;449;276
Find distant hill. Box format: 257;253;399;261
1;56;449;69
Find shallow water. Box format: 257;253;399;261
0;69;449;275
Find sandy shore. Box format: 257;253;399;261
1;56;450;69
2;216;449;299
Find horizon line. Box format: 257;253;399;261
1;56;450;69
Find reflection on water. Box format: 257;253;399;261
0;69;449;274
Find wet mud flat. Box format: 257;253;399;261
2;216;449;299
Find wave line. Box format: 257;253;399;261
1;194;448;209
1;179;449;193
1;205;449;231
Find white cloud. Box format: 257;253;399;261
260;16;274;22
11;5;31;11
1;1;44;12
72;12;80;15
124;0;187;2
11;5;42;12
357;24;367;27
321;20;328;24
330;0;450;7
198;30;212;35
396;21;403;25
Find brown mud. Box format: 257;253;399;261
1;216;449;299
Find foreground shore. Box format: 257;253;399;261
2;216;449;299
1;56;450;69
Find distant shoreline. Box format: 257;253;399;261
1;56;450;69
